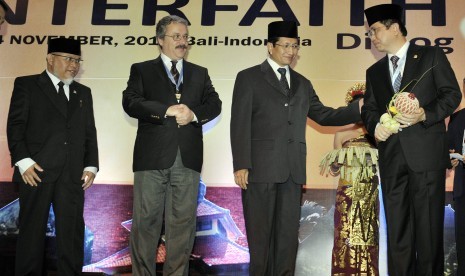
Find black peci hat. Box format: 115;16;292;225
268;21;298;40
364;4;404;27
48;37;81;56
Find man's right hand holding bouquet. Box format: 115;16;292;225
375;92;426;142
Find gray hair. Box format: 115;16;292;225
156;15;188;39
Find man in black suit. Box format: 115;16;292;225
230;21;361;276
448;107;465;276
122;15;221;276
362;4;461;275
7;37;99;275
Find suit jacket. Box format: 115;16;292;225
448;109;465;198
122;56;221;173
230;60;360;184
362;44;461;175
7;71;99;183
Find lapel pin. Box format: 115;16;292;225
413;54;418;59
73;90;77;94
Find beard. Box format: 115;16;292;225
62;78;74;85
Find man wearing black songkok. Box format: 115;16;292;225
7;37;99;275
362;4;461;275
230;21;362;275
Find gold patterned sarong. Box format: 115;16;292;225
320;135;379;275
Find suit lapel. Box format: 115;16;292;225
38;71;67;117
401;45;422;93
261;61;287;97
180;61;193;103
152;57;178;102
68;83;79;120
289;68;300;98
376;56;395;96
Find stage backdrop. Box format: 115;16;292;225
0;0;464;188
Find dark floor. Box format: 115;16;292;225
0;255;244;276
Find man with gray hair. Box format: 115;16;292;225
123;15;221;275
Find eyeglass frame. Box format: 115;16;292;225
51;53;83;64
274;43;300;50
164;34;191;41
365;26;385;38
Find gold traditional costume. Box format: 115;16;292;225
320;134;379;275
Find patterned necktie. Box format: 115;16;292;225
171;60;179;84
277;68;290;96
390;55;402;92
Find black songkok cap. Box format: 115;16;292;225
364;4;404;27
48;37;81;56
268;21;298;40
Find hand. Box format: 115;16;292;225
375;123;393;142
166;105;183;117
451;158;460;169
234;169;249;190
395;108;425;128
81;171;96;190
449;149;462;169
22;163;43;186
174;104;194;126
329;162;342;176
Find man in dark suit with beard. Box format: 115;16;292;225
122;15;221;276
362;4;461;275
7;37;99;275
230;21;362;276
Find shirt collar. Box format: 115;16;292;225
388;41;410;61
161;53;183;69
267;57;289;73
46;70;69;87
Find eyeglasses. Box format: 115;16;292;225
365;26;385;38
275;43;300;50
52;54;83;64
164;34;190;41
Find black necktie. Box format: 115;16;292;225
171;60;179;84
390;55;402;92
277;68;290;96
58;81;68;108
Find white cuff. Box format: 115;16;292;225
84;166;98;175
16;158;36;175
